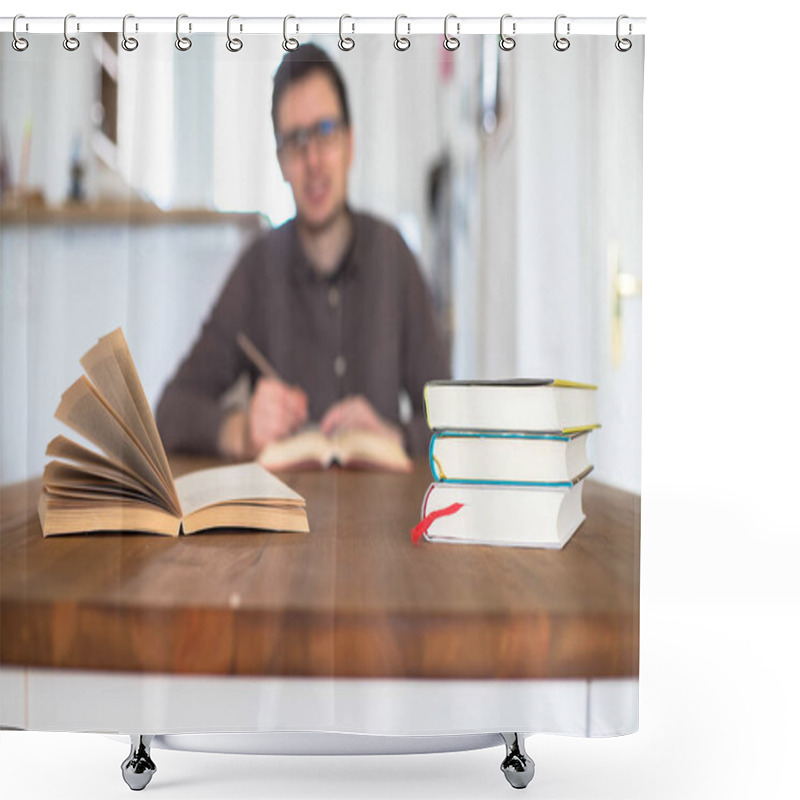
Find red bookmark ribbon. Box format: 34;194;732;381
411;503;464;545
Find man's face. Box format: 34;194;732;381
275;71;353;232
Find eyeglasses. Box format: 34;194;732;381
276;118;345;157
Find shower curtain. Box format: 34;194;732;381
0;16;643;796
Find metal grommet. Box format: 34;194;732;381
338;14;355;51
283;15;299;52
499;14;515;51
121;14;138;51
553;14;571;52
394;15;410;51
443;14;460;51
226;15;243;52
63;13;80;51
615;15;632;52
175;13;192;51
12;14;29;52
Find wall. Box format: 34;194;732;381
0;218;258;484
1;35;98;204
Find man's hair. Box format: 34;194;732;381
271;43;351;137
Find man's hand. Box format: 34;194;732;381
218;378;308;459
320;395;403;446
248;378;308;451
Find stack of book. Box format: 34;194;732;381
415;379;599;549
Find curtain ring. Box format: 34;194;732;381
499;14;515;51
175;13;192;51
226;15;243;52
443;14;460;51
338;14;355;51
553;14;571;51
63;13;80;51
12;14;29;52
121;14;138;51
394;15;410;51
283;15;299;51
615;15;632;52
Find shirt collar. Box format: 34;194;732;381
290;209;361;285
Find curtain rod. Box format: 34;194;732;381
1;16;646;37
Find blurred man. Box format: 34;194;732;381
156;43;449;459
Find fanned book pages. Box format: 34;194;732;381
38;329;309;537
258;426;412;472
423;379;599;434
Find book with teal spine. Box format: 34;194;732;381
429;430;593;487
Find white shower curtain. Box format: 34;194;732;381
0;16;643;798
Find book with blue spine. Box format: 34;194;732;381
429;430;592;487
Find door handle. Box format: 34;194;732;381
610;244;642;366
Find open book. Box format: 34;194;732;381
258;427;412;473
39;329;309;537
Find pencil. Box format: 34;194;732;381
236;332;280;381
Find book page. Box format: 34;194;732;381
44;457;162;504
181;503;310;535
40;493;181;537
175;462;305;518
258;428;331;470
46;434;144;487
80;329;176;496
44;482;156;505
55;376;180;514
258;427;411;472
335;429;412;472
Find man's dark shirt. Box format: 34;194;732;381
156;211;450;456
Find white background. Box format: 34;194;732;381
2;1;799;799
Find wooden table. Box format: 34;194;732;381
1;458;640;794
1;458;639;682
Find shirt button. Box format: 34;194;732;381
328;286;340;308
334;355;347;377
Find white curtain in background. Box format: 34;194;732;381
1;33;642;491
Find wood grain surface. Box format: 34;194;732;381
0;458;639;679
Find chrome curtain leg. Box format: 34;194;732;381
121;735;157;791
500;732;535;789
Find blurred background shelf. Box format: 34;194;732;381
0;203;263;227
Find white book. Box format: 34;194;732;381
424;379;599;434
419;480;586;550
429;431;592;485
